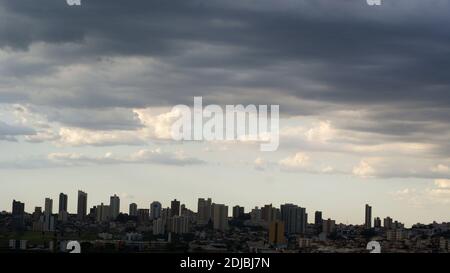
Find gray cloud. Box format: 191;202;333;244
0;149;205;169
0;121;35;141
1;0;450;160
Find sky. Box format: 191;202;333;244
1;0;450;226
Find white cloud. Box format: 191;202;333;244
321;166;335;173
279;152;310;170
58;127;145;146
304;120;335;143
391;179;450;207
254;157;267;171
352;159;377;178
133;107;180;140
434;179;450;189
431;164;450;174
391;188;425;208
48;148;204;167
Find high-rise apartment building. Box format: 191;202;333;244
213;204;229;231
129;203;138;217
197;198;212;225
59;193;68;213
44;198;53;215
280;204;307;234
150;201;162;219
232;205;245;219
365;204;372;229
322;218;336;235
171;199;180;217
110;194;120;220
77;190;88;220
314;211;323;228
96;203;110;222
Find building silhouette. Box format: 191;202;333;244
281;204;307;234
151;201;162;219
213;204;228;231
197;198;212;225
110;194;120;220
171;199;180;217
77;190;88;220
232;205;245;219
129;203;138;217
59;193;68;213
44;198;53;215
365;204;372;229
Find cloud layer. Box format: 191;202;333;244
1;0;450;182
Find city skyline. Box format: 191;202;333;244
1;0;450;228
3;190;438;228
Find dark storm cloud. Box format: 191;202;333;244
1;0;450;140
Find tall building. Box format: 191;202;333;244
129;203;138;217
171;199;180;217
137;209;150;222
384;217;393;229
261;204;279;223
314;211;323;228
269;220;286;246
44;198;53;215
374;217;382;228
365;204;372;229
280;204;307;234
322;218;336;235
58;210;69;222
250;207;262;223
171;216;190;234
12;200;25;229
110;194;120;220
96;203;110;222
197;198;212;225
77;190;88;220
161;207;171;221
89;206;97;219
58;193;68;213
12;200;25;216
42;213;55;232
393;220;404;229
32;207;42;221
153;218;165;235
212;204;228;231
232;205;245;219
150;201;162;219
261;204;273;222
